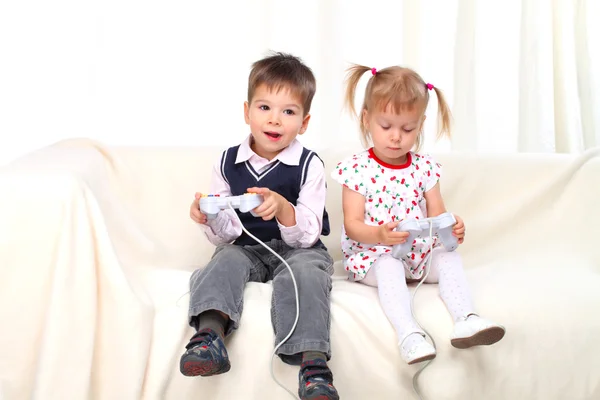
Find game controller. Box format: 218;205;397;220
199;193;264;220
391;212;458;258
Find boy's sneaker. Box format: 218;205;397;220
298;359;339;400
451;314;506;349
179;328;231;376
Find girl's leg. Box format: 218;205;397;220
424;247;475;321
361;255;436;364
426;247;506;348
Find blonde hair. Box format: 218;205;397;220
344;64;452;151
248;51;316;116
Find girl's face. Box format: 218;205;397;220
363;104;425;165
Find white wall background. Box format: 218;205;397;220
1;0;599;166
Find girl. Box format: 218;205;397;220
331;64;505;365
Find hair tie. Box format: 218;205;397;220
426;83;434;90
371;67;377;76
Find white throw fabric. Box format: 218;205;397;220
1;139;599;399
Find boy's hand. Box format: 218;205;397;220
377;221;410;246
247;187;289;222
452;214;465;244
190;192;208;224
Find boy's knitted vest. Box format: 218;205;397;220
220;145;330;247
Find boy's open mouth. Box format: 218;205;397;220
264;131;282;140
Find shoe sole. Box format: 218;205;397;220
451;326;505;349
407;353;436;365
180;358;231;377
300;393;340;400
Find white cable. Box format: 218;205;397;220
410;222;436;400
227;203;300;400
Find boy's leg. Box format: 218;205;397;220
270;243;339;400
425;247;505;348
180;243;266;377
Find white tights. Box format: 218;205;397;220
361;247;475;344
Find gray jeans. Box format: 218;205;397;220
188;239;334;365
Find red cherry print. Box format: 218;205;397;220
401;178;406;184
371;177;376;184
338;168;343;175
390;175;396;181
378;220;384;225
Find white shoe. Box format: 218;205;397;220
400;334;436;365
450;314;505;349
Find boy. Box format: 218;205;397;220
181;52;339;400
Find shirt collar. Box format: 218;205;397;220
235;134;302;166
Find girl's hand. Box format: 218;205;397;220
452;214;465;244
377;221;410;246
190;192;208;224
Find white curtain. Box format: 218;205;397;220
0;0;598;165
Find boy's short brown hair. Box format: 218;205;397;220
248;52;316;115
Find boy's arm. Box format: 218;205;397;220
250;157;326;248
201;155;243;245
282;156;325;248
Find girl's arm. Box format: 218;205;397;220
342;186;407;246
424;182;465;244
423;182;447;217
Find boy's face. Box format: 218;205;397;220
244;84;310;160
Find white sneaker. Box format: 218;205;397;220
450;314;505;349
400;334;436;365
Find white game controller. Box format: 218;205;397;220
391;212;459;258
199;193;264;220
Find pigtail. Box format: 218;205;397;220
344;64;371;120
344;64;373;147
432;86;452;140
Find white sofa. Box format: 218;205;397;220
1;139;599;400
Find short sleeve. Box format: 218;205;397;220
330;154;368;197
419;154;442;192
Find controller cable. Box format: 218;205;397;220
410;222;436;400
227;203;300;400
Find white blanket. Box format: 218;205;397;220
1;139;599;399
